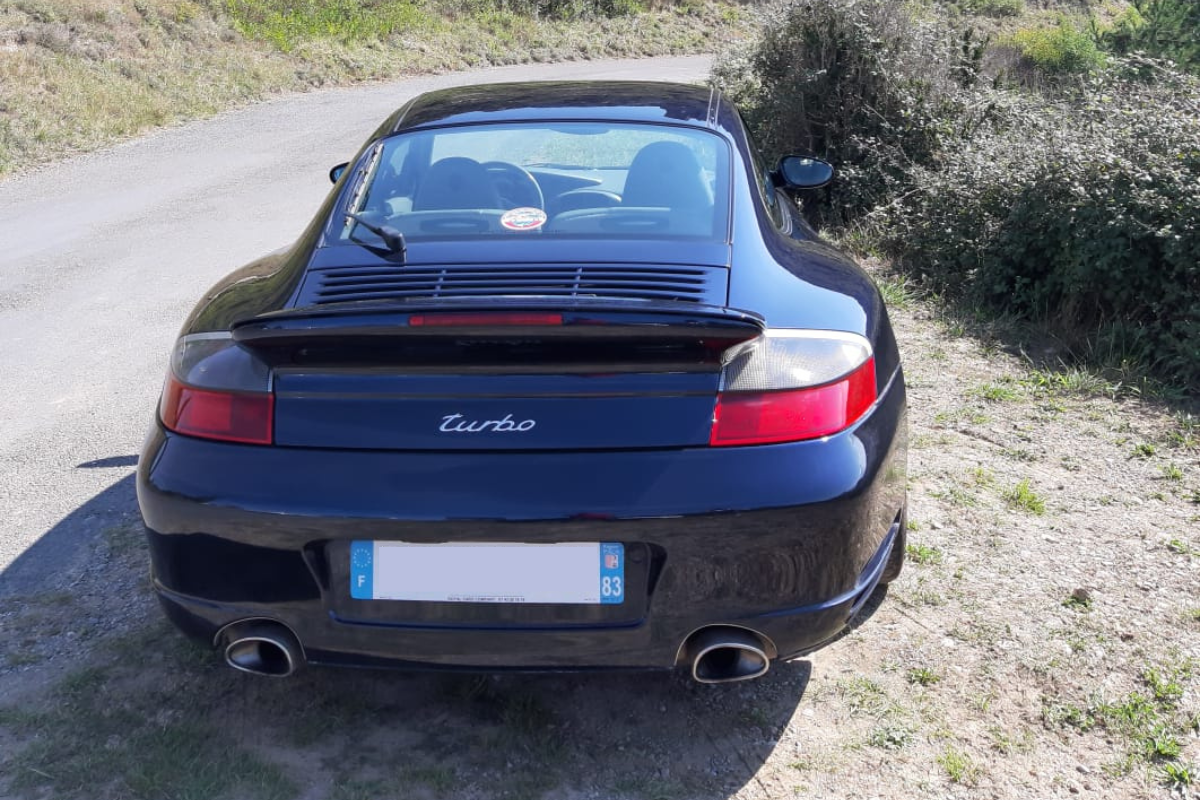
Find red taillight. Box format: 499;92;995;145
710;358;876;446
161;375;274;445
410;312;563;327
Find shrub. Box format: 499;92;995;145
1097;0;1200;74
882;59;1200;389
712;0;977;226
963;0;1024;19
1006;17;1106;75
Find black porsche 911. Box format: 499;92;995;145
136;81;907;684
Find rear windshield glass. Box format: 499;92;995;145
333;122;730;244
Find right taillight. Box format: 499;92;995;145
159;333;274;445
710;330;876;446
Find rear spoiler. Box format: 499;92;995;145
231;299;766;349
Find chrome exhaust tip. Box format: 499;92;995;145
216;620;303;678
684;626;771;684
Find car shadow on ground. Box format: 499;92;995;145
1;468;817;800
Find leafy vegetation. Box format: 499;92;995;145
1005;16;1105;74
1098;0;1200;73
0;0;739;176
714;0;1200;391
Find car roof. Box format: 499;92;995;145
389;81;721;134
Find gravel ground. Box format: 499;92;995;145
1;259;1196;800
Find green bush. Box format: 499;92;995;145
963;0;1024;19
1006;17;1106;75
1097;0;1200;74
882;60;1200;388
712;0;979;226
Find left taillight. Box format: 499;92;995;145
159;333;273;445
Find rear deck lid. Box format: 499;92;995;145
235;296;761;451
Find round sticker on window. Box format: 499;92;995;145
500;207;547;231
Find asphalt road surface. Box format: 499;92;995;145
0;56;711;594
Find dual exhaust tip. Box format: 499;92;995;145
217;620;304;678
683;626;773;685
214;620;772;684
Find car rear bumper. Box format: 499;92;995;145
137;374;906;671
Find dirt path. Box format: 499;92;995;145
1;265;1196;800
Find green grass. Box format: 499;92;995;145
1163;761;1195;788
1043;676;1200;775
1161;463;1184;481
836;676;895;716
1167;538;1200;557
906;543;944;565
974;381;1021;402
907;667;941;686
1003;479;1046;514
937;745;980;786
1132;442;1157;458
876;275;916;311
1062;588;1092;610
866;723;914;750
3;674;296;800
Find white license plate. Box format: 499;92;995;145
349;541;625;604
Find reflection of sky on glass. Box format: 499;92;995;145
426;123;718;170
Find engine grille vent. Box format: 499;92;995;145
303;264;724;305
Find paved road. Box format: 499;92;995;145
0;56;711;591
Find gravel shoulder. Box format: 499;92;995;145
1;256;1196;799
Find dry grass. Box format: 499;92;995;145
0;0;745;176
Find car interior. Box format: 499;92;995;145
346;129;725;241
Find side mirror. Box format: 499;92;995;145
329;162;349;184
773;155;834;190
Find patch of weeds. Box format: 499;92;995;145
1023;366;1117;396
1142;724;1182;760
1001;447;1037;462
970;466;994;485
5;651;41;667
1161;463;1184;481
876;275;915;310
937;745;980;786
738;705;772;730
1003;479;1046;514
1062;588;1092;610
836;676;894;717
930;485;978;507
907;667;940;686
867;723;914;750
1188;608;1200;622
1167;538;1200;557
932;406;990;427
331;780;391;800
905;543;943;565
1131;442;1157;459
1162;761;1195;789
3;659;296;800
911;588;946;606
499;770;559;800
1044;701;1097;731
102;522;143;558
397;765;456;796
974;381;1020;402
989;725;1033;754
1143;664;1190;706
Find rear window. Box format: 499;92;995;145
334;122;730;244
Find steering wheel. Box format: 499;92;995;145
481;161;544;210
